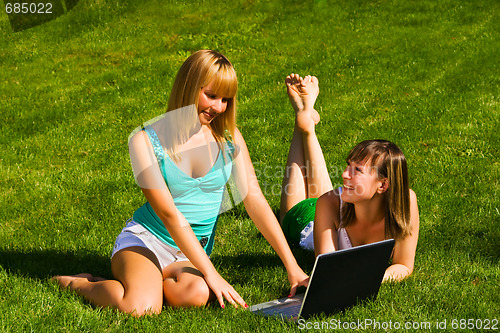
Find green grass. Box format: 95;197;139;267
1;0;499;331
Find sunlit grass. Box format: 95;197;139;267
0;0;498;331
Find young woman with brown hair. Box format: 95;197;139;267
280;73;419;282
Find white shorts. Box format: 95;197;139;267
111;219;189;270
299;221;315;251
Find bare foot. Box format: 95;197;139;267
52;273;104;289
301;75;321;125
285;73;304;112
285;74;321;132
300;75;319;110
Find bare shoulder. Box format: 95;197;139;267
409;189;418;206
408;188;420;231
316;188;341;228
232;127;245;145
230;127;250;159
318;188;341;205
129;129;151;148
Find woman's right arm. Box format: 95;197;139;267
143;187;246;308
313;190;341;257
128;131;246;308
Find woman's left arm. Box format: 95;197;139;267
383;189;420;282
231;128;309;296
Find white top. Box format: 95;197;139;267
298;187;353;251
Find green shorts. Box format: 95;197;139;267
281;198;318;246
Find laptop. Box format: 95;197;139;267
249;239;395;320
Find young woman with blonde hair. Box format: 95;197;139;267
280;73;419;282
53;50;308;316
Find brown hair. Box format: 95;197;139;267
341;140;411;239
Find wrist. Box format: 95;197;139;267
283;257;302;274
201;266;220;279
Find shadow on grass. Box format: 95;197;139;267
0;246;316;282
214;250;315;270
217;207;317;274
0;248;111;280
211;250;316;292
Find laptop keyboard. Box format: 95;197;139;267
259;301;301;318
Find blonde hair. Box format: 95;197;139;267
167;50;237;144
341;140;411;240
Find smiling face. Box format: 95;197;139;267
197;80;230;125
341;159;387;204
168;50;238;139
339;140;411;234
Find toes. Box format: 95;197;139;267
73;273;95;281
51;273;95;289
287;73;301;84
51;275;73;289
286;73;297;85
288;73;318;85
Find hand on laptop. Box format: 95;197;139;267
287;268;310;297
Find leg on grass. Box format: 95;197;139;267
52;246;163;316
162;261;213;307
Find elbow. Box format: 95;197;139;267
155;208;180;227
383;264;412;282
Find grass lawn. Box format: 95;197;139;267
0;0;499;331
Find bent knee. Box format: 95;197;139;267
119;302;162;317
118;293;163;316
185;278;211;307
164;277;210;308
